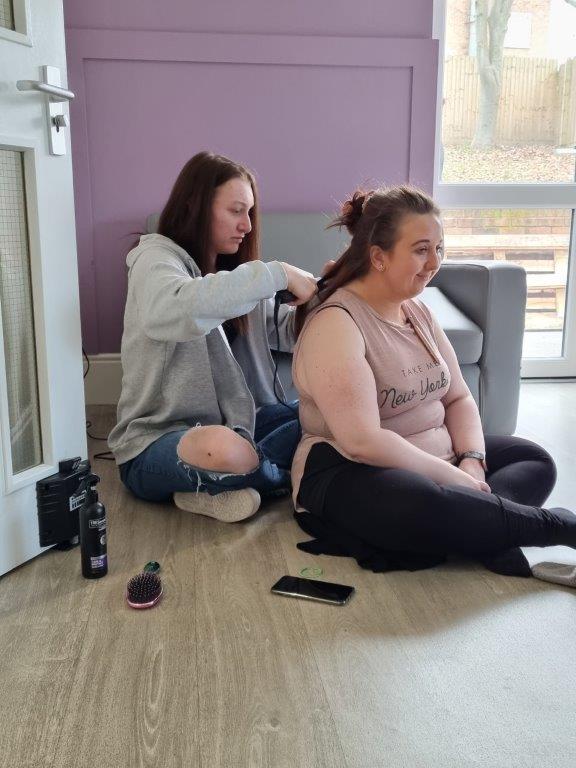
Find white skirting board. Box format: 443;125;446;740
84;354;122;405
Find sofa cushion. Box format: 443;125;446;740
421;287;483;365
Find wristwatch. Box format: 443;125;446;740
457;450;487;470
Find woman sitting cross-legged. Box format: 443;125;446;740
290;185;576;581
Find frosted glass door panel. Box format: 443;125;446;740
0;1;14;31
0;149;42;473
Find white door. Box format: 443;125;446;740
0;0;86;576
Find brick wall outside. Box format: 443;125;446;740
446;0;551;59
446;0;472;56
443;208;570;235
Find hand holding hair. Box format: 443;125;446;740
280;262;318;305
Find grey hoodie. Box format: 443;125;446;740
108;234;296;465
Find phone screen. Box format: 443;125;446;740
271;575;354;605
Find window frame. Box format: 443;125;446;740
432;0;576;378
0;0;32;46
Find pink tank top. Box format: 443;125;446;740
291;287;456;509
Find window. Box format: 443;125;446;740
434;0;576;376
504;12;532;49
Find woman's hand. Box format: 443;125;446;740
458;457;487;485
446;461;491;493
281;263;318;305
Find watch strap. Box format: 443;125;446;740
457;450;487;470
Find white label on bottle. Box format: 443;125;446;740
90;554;107;569
89;517;106;530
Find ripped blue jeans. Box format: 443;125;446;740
119;402;300;502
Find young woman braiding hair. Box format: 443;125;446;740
108;151;318;523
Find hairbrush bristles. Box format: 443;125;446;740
126;571;163;609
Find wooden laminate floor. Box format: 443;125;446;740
1;383;576;768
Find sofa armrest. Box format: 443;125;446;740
430;261;527;435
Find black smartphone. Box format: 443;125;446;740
271;575;355;606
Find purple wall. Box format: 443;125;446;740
64;1;432;38
64;2;437;353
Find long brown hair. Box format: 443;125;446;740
295;185;440;336
157;151;260;334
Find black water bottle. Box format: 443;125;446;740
78;473;108;578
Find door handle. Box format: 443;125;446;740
16;66;72;155
16;79;74;103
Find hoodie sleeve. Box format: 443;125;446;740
131;247;288;341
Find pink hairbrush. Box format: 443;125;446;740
126;572;163;609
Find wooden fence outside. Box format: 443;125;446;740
443;55;576;145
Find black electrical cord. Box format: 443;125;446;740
272;294;299;417
93;450;115;461
86;419;107;440
82;346;90;378
86;421;113;459
272;278;327;415
83;346;114;460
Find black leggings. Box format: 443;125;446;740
298;436;575;573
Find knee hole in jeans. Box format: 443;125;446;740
177;425;259;474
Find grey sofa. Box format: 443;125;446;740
146;212;527;435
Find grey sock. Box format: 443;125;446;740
531;561;576;587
